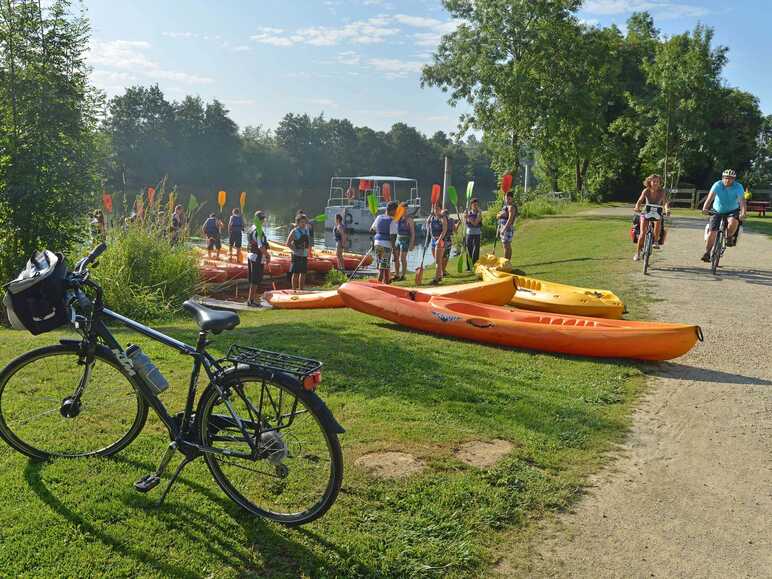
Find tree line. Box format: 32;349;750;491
101;86;498;219
423;2;771;197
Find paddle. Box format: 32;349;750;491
367;193;378;216
394;204;406;222
217;190;226;213
465;180;475;270
312;213;326;222
240;191;247;213
414;229;430;285
347;240;374;281
431;183;441;207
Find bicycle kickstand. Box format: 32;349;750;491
156;455;195;507
135;441;177;494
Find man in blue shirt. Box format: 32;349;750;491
700;169;746;262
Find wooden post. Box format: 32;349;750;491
441;156;451;210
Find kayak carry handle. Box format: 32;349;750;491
467;318;494;328
696;326;704;342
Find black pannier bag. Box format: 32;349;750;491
3;250;69;335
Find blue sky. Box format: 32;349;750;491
86;0;770;136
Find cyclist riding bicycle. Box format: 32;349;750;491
701;169;746;262
633;174;670;261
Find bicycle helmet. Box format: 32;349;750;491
722;169;736;178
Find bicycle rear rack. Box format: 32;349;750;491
226;345;322;380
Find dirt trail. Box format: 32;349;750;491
514;209;772;578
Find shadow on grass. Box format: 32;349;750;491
156;319;633;448
24;454;344;577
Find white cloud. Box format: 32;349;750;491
393;14;441;28
582;0;708;18
162;31;197;39
368;58;424;78
251;17;398;47
394;14;458;47
88;39;214;86
337;50;361;65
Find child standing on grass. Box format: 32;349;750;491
427;204;448;284
246;210;270;307
228;208;245;262
286;213;311;290
370;201;398;284
393;202;415;281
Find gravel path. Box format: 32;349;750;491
515;208;772;578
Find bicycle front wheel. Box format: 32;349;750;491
198;370;342;526
643;229;652;275
711;231;722;274
0;344;148;459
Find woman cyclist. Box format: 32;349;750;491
633;174;670;261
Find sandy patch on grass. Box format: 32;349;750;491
355;451;425;479
454;439;514;468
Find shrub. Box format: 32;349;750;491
92;224;199;322
322;268;349;288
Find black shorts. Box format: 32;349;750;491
709;209;740;232
207;235;221;250
290;255;308;274
229;230;243;248
247;259;263;285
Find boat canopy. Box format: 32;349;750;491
352;176;416;182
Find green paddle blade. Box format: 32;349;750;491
253;216;263;237
447;185;458;207
466;181;475;201
456;253;464;273
367;193;378;216
313;213;325;222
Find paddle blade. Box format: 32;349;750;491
313;213;326;222
240;191;246;213
466;181;475;201
187;193;199;212
218;190;227;209
102;193;113;213
447;185;457;207
253;216;264;237
367;193;378;216
147;187;156;206
414;266;424;285
382;182;391;202
456;253;463;273
431;183;441;206
394;204;406;221
501;174;513;194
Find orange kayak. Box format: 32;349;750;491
338;282;701;360
269;241;372;270
264;277;516;309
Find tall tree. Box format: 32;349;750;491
0;0;101;279
422;0;582;173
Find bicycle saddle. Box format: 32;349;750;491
182;300;240;334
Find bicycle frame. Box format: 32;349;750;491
71;298;262;462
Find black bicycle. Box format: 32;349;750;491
705;210;739;275
637;203;665;275
0;244;343;526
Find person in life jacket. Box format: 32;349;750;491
246;210;270;307
228;208;245;263
393;202;415;282
426;204;448;284
464;197;482;270
286;212;311;290
370;201;398;284
202;213;224;259
498;191;517;261
334;213;348;271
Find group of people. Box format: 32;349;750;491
632;169;747;263
202;207;248;262
363;194;516;285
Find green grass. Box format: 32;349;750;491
668;207;772;239
0;214;650;577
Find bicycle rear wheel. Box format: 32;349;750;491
197;370;342;526
0;344;148;459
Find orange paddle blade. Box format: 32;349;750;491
218;190;227;209
394;205;406;221
431;184;441;206
501;173;513;194
382;183;392;202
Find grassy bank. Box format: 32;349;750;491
0;213;650;577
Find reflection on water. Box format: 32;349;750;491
262;224;435;272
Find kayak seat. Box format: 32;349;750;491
183;300;240;334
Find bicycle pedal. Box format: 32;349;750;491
134;474;161;493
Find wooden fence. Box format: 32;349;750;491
671;188;772;209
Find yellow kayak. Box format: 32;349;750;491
475;255;625;319
264;276;516;309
